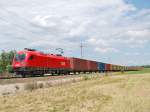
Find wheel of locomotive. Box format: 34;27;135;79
64;71;69;75
61;70;65;75
51;72;54;76
57;72;61;75
40;73;44;77
62;71;67;75
68;71;70;75
21;72;26;78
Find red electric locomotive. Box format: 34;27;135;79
12;48;70;77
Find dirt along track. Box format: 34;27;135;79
0;71;108;85
0;74;87;85
0;74;86;95
0;72;118;95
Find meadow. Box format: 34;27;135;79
0;72;150;112
125;68;150;74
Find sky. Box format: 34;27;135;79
0;0;150;66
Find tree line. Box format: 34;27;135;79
142;65;150;68
0;50;16;73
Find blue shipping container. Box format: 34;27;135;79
98;62;105;71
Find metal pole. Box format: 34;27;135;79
80;42;83;58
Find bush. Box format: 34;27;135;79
83;75;90;80
6;65;13;73
38;83;44;88
0;50;16;73
0;66;3;73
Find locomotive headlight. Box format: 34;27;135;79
21;62;26;66
15;63;20;67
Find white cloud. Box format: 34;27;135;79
127;29;150;39
0;0;150;65
87;38;109;47
94;47;119;53
33;15;56;27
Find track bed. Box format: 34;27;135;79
0;74;87;85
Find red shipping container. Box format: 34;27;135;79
87;60;98;71
69;57;89;72
105;64;112;71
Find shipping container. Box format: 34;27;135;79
98;62;105;72
69;57;89;72
123;66;126;71
112;64;115;71
112;65;118;71
120;66;123;71
105;64;112;71
117;65;121;71
129;66;140;71
87;60;98;71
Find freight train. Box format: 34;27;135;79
12;48;142;77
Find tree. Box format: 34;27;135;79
0;50;16;73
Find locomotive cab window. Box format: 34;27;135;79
15;54;26;61
29;55;34;60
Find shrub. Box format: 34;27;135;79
38;83;44;88
15;85;20;90
0;66;3;73
6;65;13;73
83;75;90;80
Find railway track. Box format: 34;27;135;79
0;73;73;79
0;72;106;85
0;73;85;85
0;75;21;79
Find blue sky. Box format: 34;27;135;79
126;0;150;9
0;0;150;66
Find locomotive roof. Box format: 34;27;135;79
17;50;68;59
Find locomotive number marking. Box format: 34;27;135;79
61;62;66;66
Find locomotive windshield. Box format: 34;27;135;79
15;53;26;61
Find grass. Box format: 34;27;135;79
125;68;150;74
0;73;150;112
24;82;44;92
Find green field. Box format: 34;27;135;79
125;68;150;74
0;73;150;112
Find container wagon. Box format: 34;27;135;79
105;64;112;71
97;62;105;72
69;58;98;73
87;60;98;72
69;57;89;73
